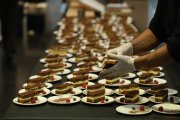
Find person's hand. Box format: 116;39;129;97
100;54;136;79
107;42;133;57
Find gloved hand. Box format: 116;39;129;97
100;54;136;79
107;42;133;57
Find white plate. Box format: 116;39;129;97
65;82;95;90
116;105;152;115
146;88;178;96
83;88;114;96
19;88;50;96
115;89;146;96
137;71;165;78
22;83;53;89
149;96;180;104
39;58;67;64
134;78;167;86
63;62;73;68
98;79;131;87
67;73;98;81
152;103;180;114
51;88;82;96
66;53;73;58
47;75;62;83
48;95;81;105
115;96;149;105
67;58;77;63
119;73;136;79
55;69;71;75
44;63;72;69
81;96;114;105
13;96;47;106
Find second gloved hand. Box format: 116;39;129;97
100;54;136;79
107;42;133;57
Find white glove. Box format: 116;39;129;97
107;42;133;57
100;54;136;79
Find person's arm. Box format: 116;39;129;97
130;28;161;55
134;44;174;70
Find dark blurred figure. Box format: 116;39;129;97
0;0;18;59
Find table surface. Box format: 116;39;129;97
2;33;180;120
2;57;180;120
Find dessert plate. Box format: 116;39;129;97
98;79;131;87
67;57;78;63
81;96;114;105
39;58;67;64
149;96;180;104
65;82;95;90
67;73;98;81
134;78;167;86
51;88;82;96
22;83;53;89
55;69;71;75
83;88;114;96
44;62;72;69
137;71;165;78
48;95;81;105
146;88;178;96
152;103;180;114
119;73;136;79
19;88;50;96
115;96;149;105
116;105;152;115
13;96;47;106
115;89;146;96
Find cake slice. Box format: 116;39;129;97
148;67;161;76
55;83;73;94
150;83;167;94
102;58;117;69
72;69;90;76
47;63;64;73
139;73;153;84
155;89;168;102
87;84;105;103
17;91;38;103
37;69;54;81
25;83;45;94
119;83;139;94
27;76;46;85
124;91;139;103
70;74;89;87
105;76;119;84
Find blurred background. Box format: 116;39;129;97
0;0;157;118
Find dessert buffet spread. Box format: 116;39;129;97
13;15;180;115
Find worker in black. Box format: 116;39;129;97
0;0;18;59
100;0;180;78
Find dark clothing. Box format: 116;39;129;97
149;0;180;62
0;1;17;55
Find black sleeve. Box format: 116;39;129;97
166;7;180;63
149;0;166;42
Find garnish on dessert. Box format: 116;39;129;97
158;106;163;112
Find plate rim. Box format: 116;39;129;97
13;96;47;106
116;105;152;115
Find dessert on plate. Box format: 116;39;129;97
87;84;105;103
55;83;73;94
